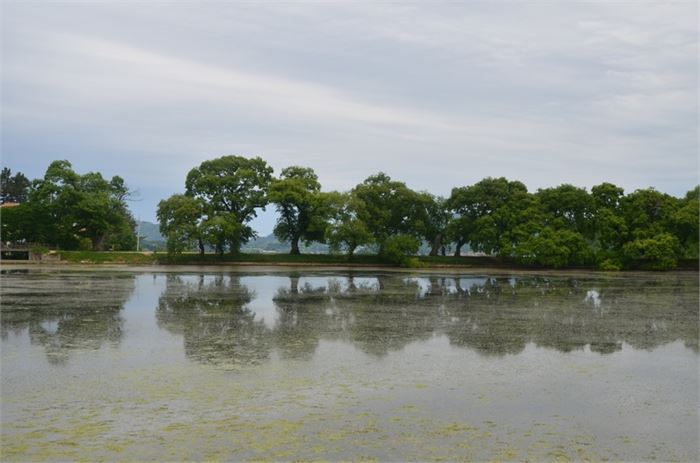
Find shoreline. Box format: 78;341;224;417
1;260;697;278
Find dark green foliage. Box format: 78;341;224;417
1;161;136;250
447;177;534;256
380;234;421;266
513;228;592;268
0;167;31;203
6;157;694;270
417;193;451;256
351;173;425;250
155;159;697;270
269;166;329;254
670;192;699;258
157;194;206;255
325;192;374;257
622;233;680;270
537;184;595;238
185;155;273;254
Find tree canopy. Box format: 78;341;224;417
0;168;31;204
1;161;136;250
181;155;274;254
4;155;695;271
269;166;329;254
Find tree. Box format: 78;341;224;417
0;168;31;204
157;194;206;255
20;161;136;250
621;188;678;239
185;155;273;254
622;233;680;270
325;192;373;257
380;234;420;266
670;186;699;258
447;177;532;256
591;182;624;212
351;173;423;252
536;184;595;238
269;166;329;254
417;193;451;256
513;227;591;268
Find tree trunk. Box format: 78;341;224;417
290;237;300;255
229;241;240;256
198;238;204;255
429;233;443;256
92;234;107;251
454;239;464;257
290;276;299;294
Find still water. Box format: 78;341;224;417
1;267;698;461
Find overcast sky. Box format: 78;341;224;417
2;1;697;235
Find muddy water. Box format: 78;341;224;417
1;267;698;461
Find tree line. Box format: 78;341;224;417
1;156;698;269
1;161;136;251
158;155;698;270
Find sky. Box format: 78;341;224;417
1;1;698;235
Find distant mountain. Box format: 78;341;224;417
134;220;455;255
136;221;165;251
242;234;330;254
137;221;164;242
134;221;329;253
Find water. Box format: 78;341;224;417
1;267;698;461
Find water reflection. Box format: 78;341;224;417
155;272;698;367
0;271;134;364
156;275;271;368
1;270;696;369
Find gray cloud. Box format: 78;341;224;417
1;1;697;234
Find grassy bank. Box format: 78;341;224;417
51;251;499;267
10;250;697;271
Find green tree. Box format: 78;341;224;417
380;234;420;266
325;192;373;257
20;161;136;250
513;227;591;268
447;177;532;256
200;214;247;255
670;186;699;258
591;182;624;212
351;173;423;252
589;183;627;265
417;193;451;256
621;188;679;239
536;184;595;238
0;168;31;204
185;155;273;254
269;166;329;254
157;194;206;255
622;233;680;270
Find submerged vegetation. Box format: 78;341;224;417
2;157;698;270
1;269;698;461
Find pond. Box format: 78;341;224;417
1;267;698;461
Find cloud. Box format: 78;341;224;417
1;1;697;231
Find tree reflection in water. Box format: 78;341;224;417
156;274;270;369
0;271;134;364
5;271;694;370
155;272;698;368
